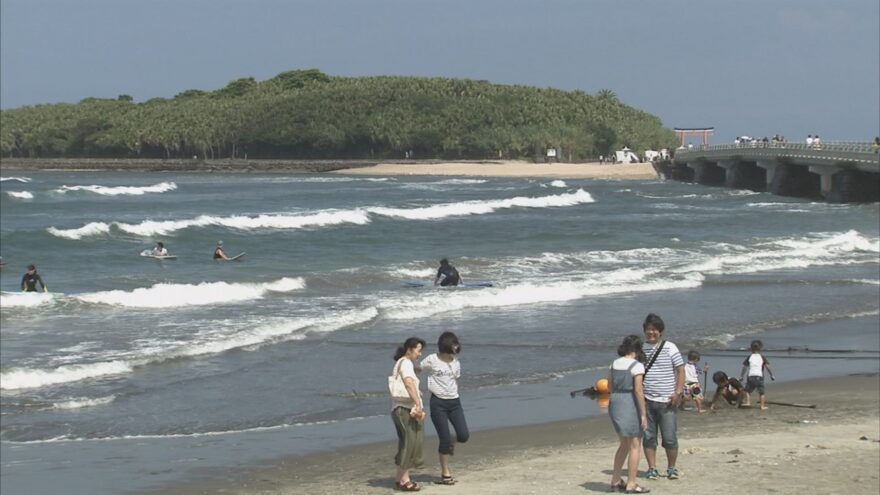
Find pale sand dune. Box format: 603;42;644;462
332;160;659;180
154;375;880;495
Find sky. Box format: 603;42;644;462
1;0;878;144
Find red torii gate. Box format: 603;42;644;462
674;127;714;148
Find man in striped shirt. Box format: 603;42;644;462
641;313;685;481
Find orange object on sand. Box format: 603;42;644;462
595;378;609;394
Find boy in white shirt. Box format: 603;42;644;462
682;350;707;413
740;340;775;410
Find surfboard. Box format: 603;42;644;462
228;252;246;261
140;250;176;260
403;280;494;288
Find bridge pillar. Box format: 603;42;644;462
820;168;880;203
808;166;837;199
687;161;725;186
756;160;778;187
719;160;766;191
767;163;821;199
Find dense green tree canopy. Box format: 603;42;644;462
0;69;676;160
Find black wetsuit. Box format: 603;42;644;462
213;248;224;260
437;265;460;286
21;272;45;292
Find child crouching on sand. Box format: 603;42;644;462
709;371;746;409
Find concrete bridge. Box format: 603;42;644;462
659;142;879;202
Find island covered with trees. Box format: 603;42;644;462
0;69;676;162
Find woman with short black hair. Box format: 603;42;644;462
420;331;469;485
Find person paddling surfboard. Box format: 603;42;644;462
213;241;245;261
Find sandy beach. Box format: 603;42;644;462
148;374;880;495
0;158;659;180
332;160;659;180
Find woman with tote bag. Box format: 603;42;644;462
389;337;427;491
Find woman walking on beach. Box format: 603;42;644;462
608;335;650;493
390;337;427;491
420;331;469;485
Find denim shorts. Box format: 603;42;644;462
643;399;678;450
745;376;765;394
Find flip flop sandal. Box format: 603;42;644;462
611;480;627;492
396;480;421;492
436;475;457;485
625;485;650;494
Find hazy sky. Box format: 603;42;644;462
2;0;878;143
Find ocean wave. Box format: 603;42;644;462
72;277;306;308
0;307;378;390
0;177;31;182
0;360;133;390
5;191;33;199
549;180;567;188
47;190;595;239
368;189;594;220
54;182;177;196
46;222;112;240
1;414;385;444
52;395;117;410
0;292;56;308
381;273;704;320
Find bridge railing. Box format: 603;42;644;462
684;142;876;153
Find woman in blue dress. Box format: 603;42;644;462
608;335;649;493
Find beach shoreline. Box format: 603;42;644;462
0;158;660;180
143;374;880;495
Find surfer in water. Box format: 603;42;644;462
213;240;231;261
434;258;461;287
21;264;48;292
150;242;168;256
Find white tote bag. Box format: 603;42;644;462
388;358;410;400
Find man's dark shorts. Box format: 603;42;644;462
643;399;678;450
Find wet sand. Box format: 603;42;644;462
145;374;880;495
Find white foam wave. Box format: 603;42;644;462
848;279;880;285
392;267;436;278
54;182;177;196
434;179;487;185
369;189;594;220
5;414;385;444
0;292;56;308
6;191;33;199
0;177;31;182
549;180;567;188
47;222;112;240
48;190;594;239
382;273;703;320
72;277;305;308
0;307;377;391
1;361;133;390
52;395;116;410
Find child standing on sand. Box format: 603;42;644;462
740;340;775;410
682;350;707;413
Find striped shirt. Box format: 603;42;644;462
420;353;461;399
642;340;684;403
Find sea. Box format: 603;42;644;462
1;170;878;494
